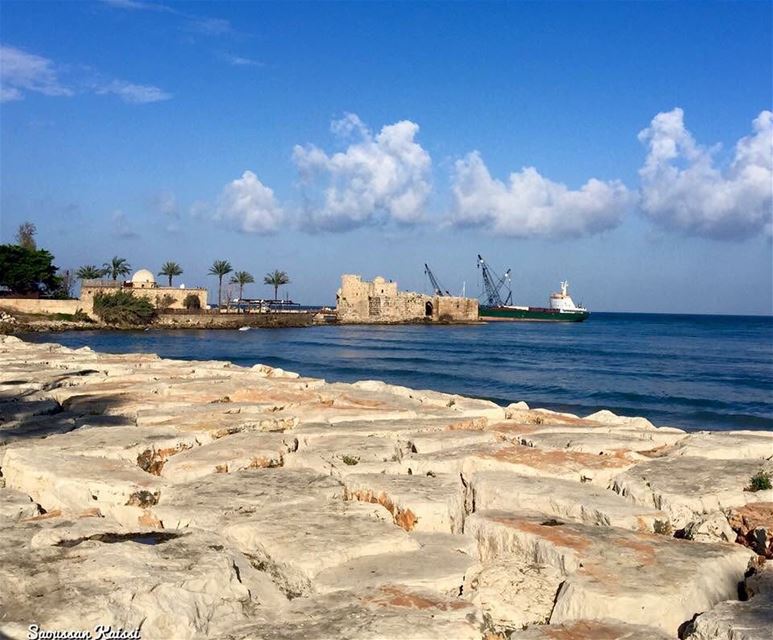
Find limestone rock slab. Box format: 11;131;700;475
0;515;277;640
153;468;342;530
467;471;669;533
342;472;465;533
511;619;672;639
685;565;773;640
465;510;755;635
0;486;39;521
403;443;638;485
314;537;476;595
463;557;564;633
224;586;481;640
160;431;298;482
668;430;773;460
223;500;421;597
611;457;773;529
2;447;166;526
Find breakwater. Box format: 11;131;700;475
0;335;771;639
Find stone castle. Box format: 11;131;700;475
336;274;478;323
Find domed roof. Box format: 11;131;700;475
131;269;156;284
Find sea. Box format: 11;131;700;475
29;312;773;433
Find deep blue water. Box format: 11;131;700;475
29;312;773;432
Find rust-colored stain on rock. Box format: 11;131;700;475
446;417;488;431
492;517;593;553
540;620;632;639
483;444;633;472
137;444;192;476
345;488;418;531
362;585;469;611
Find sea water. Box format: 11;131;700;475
30;312;773;432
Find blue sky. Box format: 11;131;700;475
1;0;771;313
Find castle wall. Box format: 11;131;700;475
0;298;88;317
80;285;208;312
336;275;478;323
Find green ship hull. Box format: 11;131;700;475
480;306;589;322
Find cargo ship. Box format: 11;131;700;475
476;255;589;322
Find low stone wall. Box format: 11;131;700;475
80;285;208;311
155;311;315;329
0;298;87;317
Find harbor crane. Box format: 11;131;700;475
477;254;512;307
424;263;450;296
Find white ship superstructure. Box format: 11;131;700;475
549;281;587;313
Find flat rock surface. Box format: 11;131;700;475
467;470;669;532
611;457;773;528
0;334;770;639
466;510;755;635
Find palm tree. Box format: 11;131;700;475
229;270;255;301
76;265;107;280
208;260;233;307
158;261;183;287
264;270;290;301
103;256;131;281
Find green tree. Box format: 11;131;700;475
0;244;61;294
158;261;183;287
103;256;131;281
264;270;290;301
208;260;233;307
15;222;37;250
92;290;156;325
229;270;255;301
76;265;108;280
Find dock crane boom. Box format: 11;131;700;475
424;263;450;296
477;254;512;306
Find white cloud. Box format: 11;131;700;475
215;171;283;234
0;43;171;105
450;151;631;238
96;80;171;104
153;190;178;218
638;108;773;239
0;44;73;102
100;0;170;10
187;17;232;36
292;113;432;230
151;191;180;232
223;54;263;67
111;210;139;238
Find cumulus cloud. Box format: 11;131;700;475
638;108;773;239
0;44;73;102
111;210;139;238
292;113;432;230
450;151;631;238
215;171;283;234
96;80;171;104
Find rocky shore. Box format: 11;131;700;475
0;334;771;640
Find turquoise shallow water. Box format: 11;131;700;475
30;312;773;432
